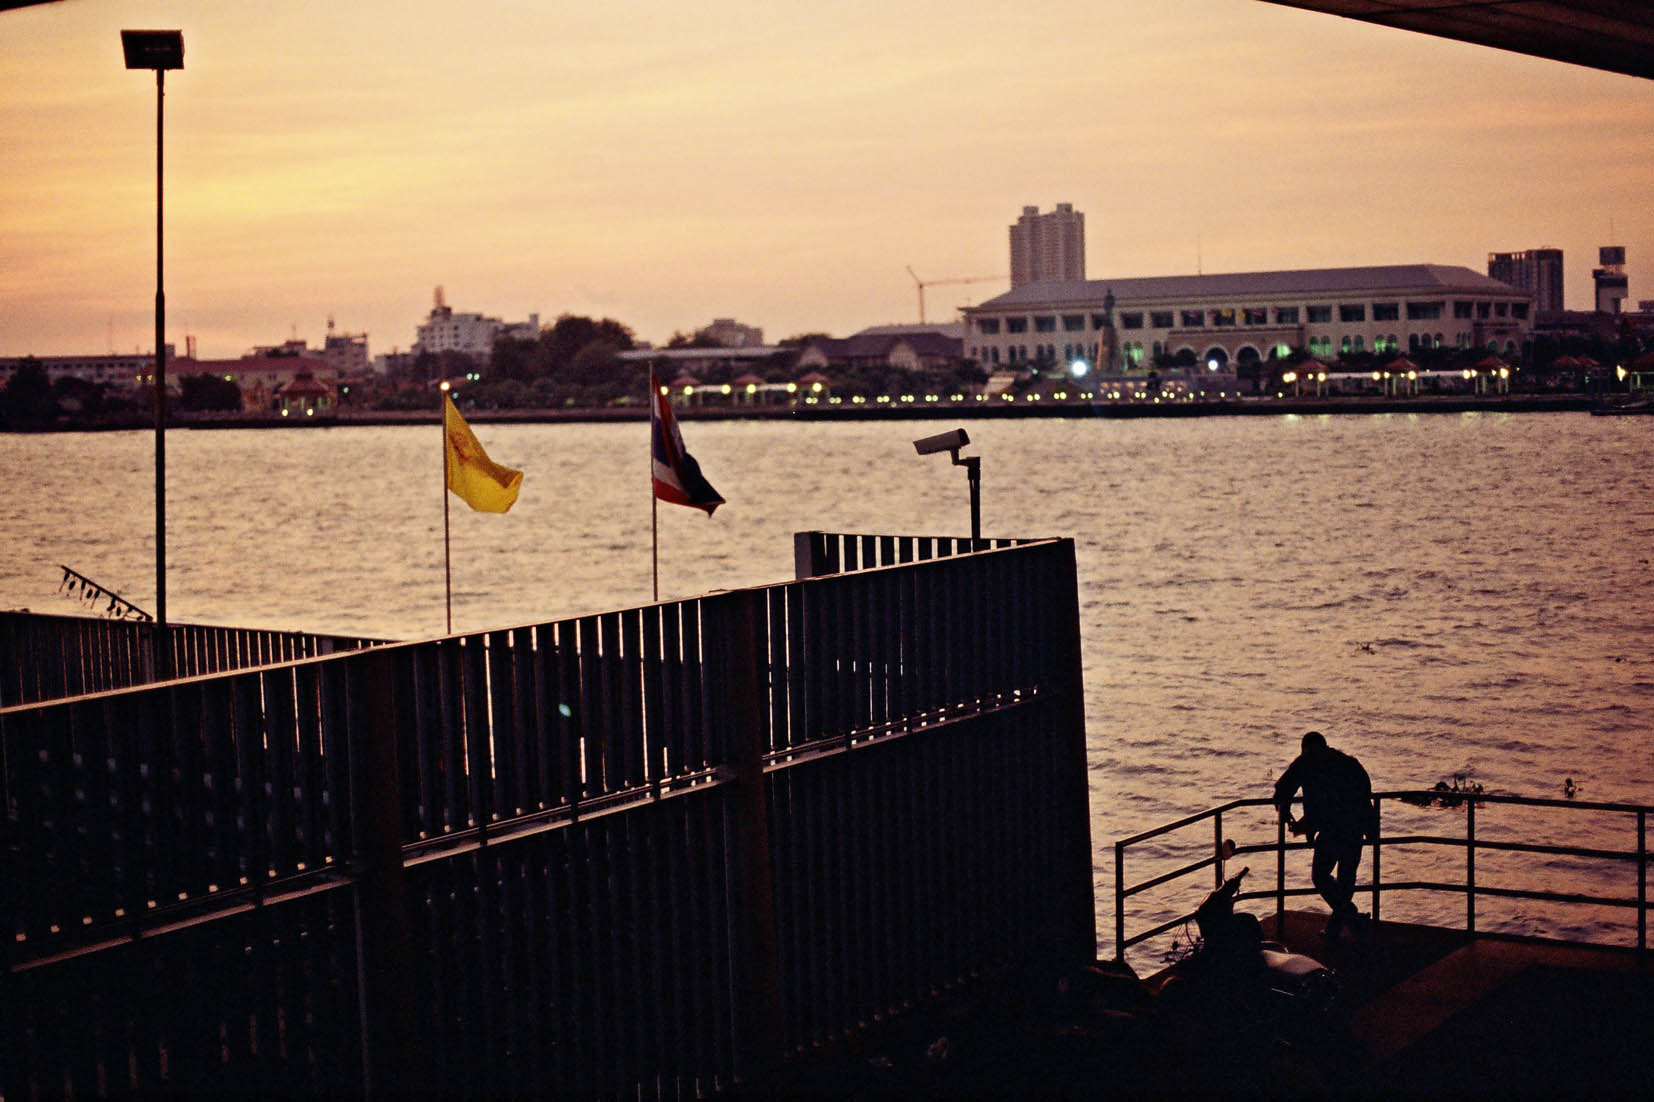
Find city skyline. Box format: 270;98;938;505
3;1;1652;361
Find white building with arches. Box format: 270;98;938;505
960;264;1531;375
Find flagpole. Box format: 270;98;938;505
440;381;453;633
650;371;660;602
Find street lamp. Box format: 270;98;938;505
123;29;183;678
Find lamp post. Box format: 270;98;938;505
122;29;183;678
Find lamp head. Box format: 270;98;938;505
122;30;184;71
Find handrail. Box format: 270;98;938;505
1114;791;1654;963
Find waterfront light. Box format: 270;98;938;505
720;383;731;395
123;27;183;676
1069;359;1088;377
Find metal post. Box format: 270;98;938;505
963;456;981;545
712;590;782;1084
152;67;169;679
1371;799;1382;929
1114;841;1126;962
1047;539;1096;964
1214;811;1224;889
350;649;418;1095
793;531;830;580
1466;797;1477;935
1275;817;1286;923
1638;810;1646;954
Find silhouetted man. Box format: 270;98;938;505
1273;730;1376;939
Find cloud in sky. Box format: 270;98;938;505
3;0;1651;359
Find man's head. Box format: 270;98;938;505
1301;730;1327;755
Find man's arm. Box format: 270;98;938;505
1273;758;1302;823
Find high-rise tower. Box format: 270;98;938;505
1009;204;1085;287
1487;248;1563;313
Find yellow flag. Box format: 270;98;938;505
444;395;522;513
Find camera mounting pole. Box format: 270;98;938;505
913;428;981;545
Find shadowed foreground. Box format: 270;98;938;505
740;911;1654;1099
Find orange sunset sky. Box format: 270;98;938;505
3;1;1651;361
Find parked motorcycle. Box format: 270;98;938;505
1153;865;1344;1065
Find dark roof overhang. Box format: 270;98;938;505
1259;1;1654;81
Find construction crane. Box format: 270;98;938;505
906;267;1007;324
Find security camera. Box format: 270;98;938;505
913;427;969;456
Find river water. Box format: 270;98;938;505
4;412;1652;960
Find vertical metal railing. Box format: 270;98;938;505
0;609;383;706
5;535;1090;1097
1115;793;1654;963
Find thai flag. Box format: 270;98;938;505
651;375;724;515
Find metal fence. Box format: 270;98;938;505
3;534;1093;1097
1114;792;1653;963
0;609;384;706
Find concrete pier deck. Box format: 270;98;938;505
745;911;1654;1098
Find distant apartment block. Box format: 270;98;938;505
0;347;175;390
1010;204;1085;288
321;320;370;376
1488;248;1563;313
414;286;540;361
695;318;764;348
